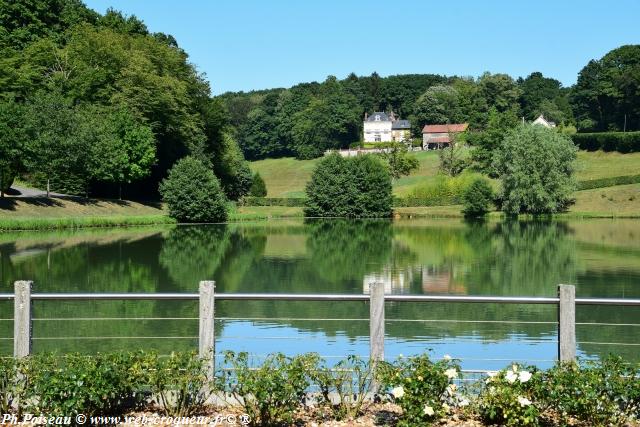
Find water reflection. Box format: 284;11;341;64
0;219;638;367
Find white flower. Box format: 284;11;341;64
417;375;423;381
517;396;532;407
442;403;450;413
444;368;458;379
505;370;518;383
458;398;470;407
423;405;435;416
446;383;457;395
392;386;405;399
518;370;532;383
443;354;452;361
511;364;519;372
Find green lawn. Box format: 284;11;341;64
250;150;640;199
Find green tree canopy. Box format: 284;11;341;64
305;153;392;218
493;125;577;214
159;156;228;223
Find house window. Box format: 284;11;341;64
374;135;381;142
375;115;380;121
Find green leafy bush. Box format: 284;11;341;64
222;352;318;426
159;156;228;223
541;358;640;425
249;172;267;197
304;153;392;218
572;132;640;153
0;357;20;414
462;177;494;217
397;172;485;207
494;125;577;214
147;351;214;417
21;352;148;417
310;355;374;420
478;364;542;426
377;354;461;426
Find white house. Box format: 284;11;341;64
532;114;556;128
363;111;411;143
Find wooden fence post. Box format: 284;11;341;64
558;284;576;362
199;281;215;379
14;281;33;358
369;282;385;392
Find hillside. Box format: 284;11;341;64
250;150;640;198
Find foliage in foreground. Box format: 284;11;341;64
0;352;638;426
304;153;392;218
159;156;228;223
494;125;578;214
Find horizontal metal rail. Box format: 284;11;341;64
1;292;639;305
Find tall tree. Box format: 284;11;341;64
572;45;640;131
0;101;27;196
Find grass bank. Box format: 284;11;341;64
250;150;640;198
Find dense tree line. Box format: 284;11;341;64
0;0;251;199
220;46;640;160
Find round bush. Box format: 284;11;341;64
462;178;494;217
159;156;228;223
304;153;392;218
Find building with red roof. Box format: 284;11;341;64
422;123;469;150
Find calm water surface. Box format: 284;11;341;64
1;219;639;370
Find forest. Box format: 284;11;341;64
221;46;640;160
1;0;639;198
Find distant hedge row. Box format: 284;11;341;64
577;174;640;190
571;132;640;152
241;197;307;207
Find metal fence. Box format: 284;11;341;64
2;280;640;375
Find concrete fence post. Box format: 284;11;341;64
199;281;215;379
558;284;576;362
14;281;33;358
369;282;385;392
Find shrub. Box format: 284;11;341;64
21;352;148;417
240;197;306;207
462;178;494;217
377;354;461;426
398;172;485;207
0;357;20;414
478;364;542;426
304;153;392;218
541;358;640;425
249;172;267;197
159;156;228;223
222;352;318;426
494;125;577;214
147;351;214;417
310;355;374;420
572;132;640;153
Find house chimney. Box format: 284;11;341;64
364;112;368;120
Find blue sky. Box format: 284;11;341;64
84;0;640;95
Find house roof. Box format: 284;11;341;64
422;123;469;133
392;120;411;130
366;112;390;122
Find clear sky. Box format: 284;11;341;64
84;0;640;95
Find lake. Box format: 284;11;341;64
1;218;639;371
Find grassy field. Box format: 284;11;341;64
251;150;640;198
